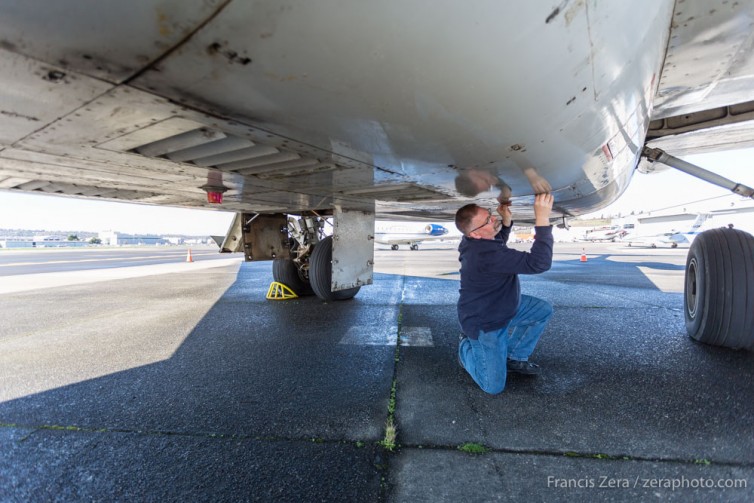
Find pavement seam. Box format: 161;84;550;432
395;442;754;468
545;286;684;311
0;422;374;448
377;274;407;502
4;422;750;469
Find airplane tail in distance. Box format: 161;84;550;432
624;211;717;248
688;213;710;234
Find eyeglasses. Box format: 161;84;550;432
468;209;493;234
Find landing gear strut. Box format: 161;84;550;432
309;236;360;301
272;214;362;301
271;215;322;297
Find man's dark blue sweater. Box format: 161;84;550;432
457;223;553;339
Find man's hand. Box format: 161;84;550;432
497;201;512;227
533;193;554;227
522;167;552;194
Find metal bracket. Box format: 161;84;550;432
240;213;290;261
641;146;754;199
556;215;570;229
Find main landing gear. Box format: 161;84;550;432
684;228;754;349
271;215;360;301
641;147;754;350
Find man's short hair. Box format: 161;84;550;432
455;204;480;235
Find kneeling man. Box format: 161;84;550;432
455;193;554;394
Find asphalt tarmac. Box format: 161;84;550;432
0;243;752;502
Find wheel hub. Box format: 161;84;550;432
685;257;698;318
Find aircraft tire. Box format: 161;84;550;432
391;244;399;251
684;228;754;350
272;258;314;296
309;236;361;301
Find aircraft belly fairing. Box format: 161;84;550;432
1;0;675;219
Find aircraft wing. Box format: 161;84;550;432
643;3;754;158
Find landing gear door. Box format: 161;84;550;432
219;212;244;253
332;205;375;291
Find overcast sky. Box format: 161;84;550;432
1;148;752;235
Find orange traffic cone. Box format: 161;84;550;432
580;249;587;262
186;248;194;263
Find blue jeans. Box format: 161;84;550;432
458;295;553;395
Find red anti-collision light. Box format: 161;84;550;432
207;191;224;204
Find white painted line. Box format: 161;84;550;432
338;326;398;346
400;326;434;347
0;257;243;295
338;325;435;347
0;252;215;268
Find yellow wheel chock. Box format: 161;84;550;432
266;281;299;300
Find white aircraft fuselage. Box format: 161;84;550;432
374;222;452;249
0;0;682;219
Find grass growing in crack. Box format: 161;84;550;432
380;377;399;451
565;451;612;459
45;425;85;431
387;378;397;415
380;417;397;451
379;307;403;452
458;442;488;454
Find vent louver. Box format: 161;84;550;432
120;121;451;202
128;125;328;179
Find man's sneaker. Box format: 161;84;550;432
507;359;541;375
